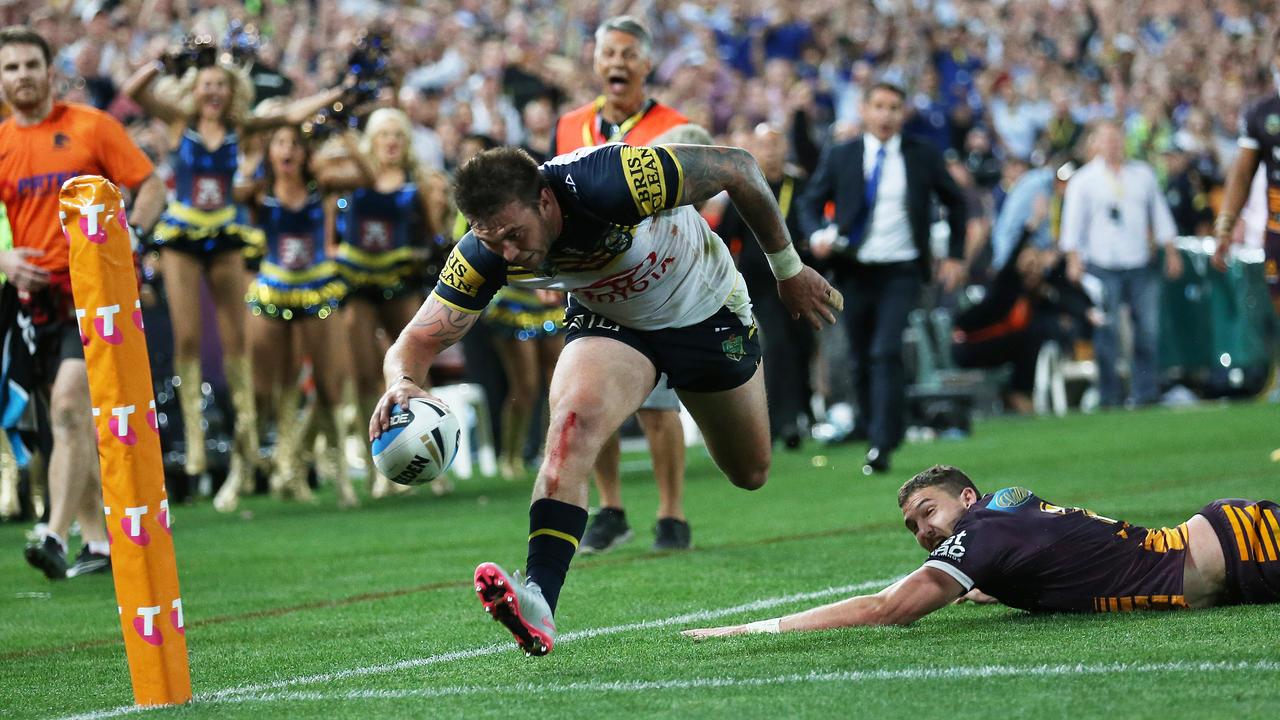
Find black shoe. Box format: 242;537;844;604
67;547;111;578
579;508;632;554
862;447;891;475
782;432;803;451
653;517;691;551
24;536;68;580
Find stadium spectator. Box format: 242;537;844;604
685;465;1280;638
552;16;693;554
1059;120;1182;408
0;25;166;579
800;81;968;475
990;155;1056;271
952;224;1095;414
372;142;840;655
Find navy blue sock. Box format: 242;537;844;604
526;498;587;614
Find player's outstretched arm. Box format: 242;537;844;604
664;144;841;329
683;567;963;640
370;295;480;440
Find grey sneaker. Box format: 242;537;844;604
579;507;632;554
24;536;68;580
653;517;691;551
474;562;556;656
67;547;111;578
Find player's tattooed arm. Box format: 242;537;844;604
383;296;479;388
665;144;792;253
372;296;478;438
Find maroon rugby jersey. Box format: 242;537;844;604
922;487;1190;613
1238;92;1280;238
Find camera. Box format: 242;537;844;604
162;34;217;75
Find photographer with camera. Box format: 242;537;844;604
1059;119;1183;409
121;34;348;498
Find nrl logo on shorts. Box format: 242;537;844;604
602;225;634;254
722;334;745;361
1267;114;1280;135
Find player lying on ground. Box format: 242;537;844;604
370;142;841;655
685;465;1280;638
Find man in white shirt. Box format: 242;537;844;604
1060;120;1183;407
800;82;968;474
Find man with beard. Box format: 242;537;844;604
686;465;1280;639
552;16;695;553
0;26;166;579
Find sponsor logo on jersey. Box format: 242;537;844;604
439;250;486;297
930;531;967;560
620;146;669;216
576;251;674;303
1267;113;1280;135
7;170;83;199
989;486;1033;511
52;132;70;149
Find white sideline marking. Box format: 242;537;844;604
88;660;1280;711
58;576;901;720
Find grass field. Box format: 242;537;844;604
2;401;1278;719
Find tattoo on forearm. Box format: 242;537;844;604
677;145;749;206
408;302;474;350
675;145;790;252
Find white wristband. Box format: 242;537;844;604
743;617;781;634
765;244;803;281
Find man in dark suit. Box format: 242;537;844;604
799;82;968;474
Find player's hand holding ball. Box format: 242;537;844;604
369;383;461;486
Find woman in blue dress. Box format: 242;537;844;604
123;58;344;489
320;108;445;497
214;124;356;511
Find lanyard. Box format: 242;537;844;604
582;96;655;146
778;175;794;219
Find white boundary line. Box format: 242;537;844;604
58;576;901;720
190;659;1280;705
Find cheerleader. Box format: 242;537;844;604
318;108;441;497
122;57;345;489
215;124;356;511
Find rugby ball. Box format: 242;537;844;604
371;398;461;486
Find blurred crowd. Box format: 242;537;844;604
8;1;1275;194
2;0;1279;531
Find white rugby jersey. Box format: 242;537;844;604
431;143;751;330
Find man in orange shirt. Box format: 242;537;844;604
551;16;693;553
0;26;166;580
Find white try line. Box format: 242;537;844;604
182;659;1280;705
58;575;903;720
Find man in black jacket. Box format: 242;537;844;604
800;82;968;474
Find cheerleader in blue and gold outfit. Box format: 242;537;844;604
214;125;357;510
320;107;442;497
123;57;346;495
